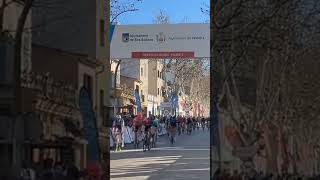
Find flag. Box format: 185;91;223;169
170;92;179;109
134;89;142;113
110;24;115;43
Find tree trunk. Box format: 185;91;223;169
14;0;33;112
12;0;33;176
0;0;7;33
264;125;279;174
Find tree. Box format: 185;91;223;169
210;0;320;175
110;0;142;23
152;9;210;115
110;0;142;115
153;9;170;24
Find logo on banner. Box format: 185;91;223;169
156;32;166;43
122;33;129;43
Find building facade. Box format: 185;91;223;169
31;0;110;164
120;75;142;115
25;44;106;170
147;60;165;116
0;1;32;177
120;59;149;116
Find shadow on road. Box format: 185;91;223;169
110;130;210;180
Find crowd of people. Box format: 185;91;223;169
111;112;210;151
213;168;320;180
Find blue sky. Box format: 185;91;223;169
116;0;210;25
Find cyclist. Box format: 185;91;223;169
201;117;206;131
142;115;152;150
112;114;124;151
153;115;160;138
149;115;159;147
196;117;200;130
165;115;171;137
186;116;192;134
192;117;196;131
133;115;143;148
181;116;186;133
143;115;153;136
177;115;183;135
169;115;177;144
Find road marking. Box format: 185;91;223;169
165;168;210;172
111;175;150;180
111;147;209;153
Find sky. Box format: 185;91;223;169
116;0;210;25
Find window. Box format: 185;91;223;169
158;88;160;95
100;19;105;47
83;74;92;98
136;85;139;90
141;67;143;77
158;70;160;77
142;95;145;102
160;72;162;79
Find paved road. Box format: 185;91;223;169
110;128;210;180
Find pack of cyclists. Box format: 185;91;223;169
112;112;210;152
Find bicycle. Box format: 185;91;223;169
149;126;157;148
134;126;143;149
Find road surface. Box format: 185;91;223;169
110;128;210;180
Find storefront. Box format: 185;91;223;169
21;71;88;170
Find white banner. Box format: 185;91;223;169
110;23;210;59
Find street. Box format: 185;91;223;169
110;129;210;180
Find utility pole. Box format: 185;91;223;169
106;1;112;176
113;59;121;115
